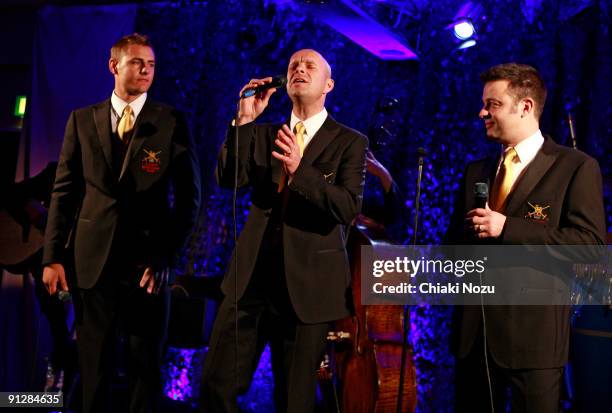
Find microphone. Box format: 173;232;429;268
241;75;287;98
58;290;72;303
474;182;488;209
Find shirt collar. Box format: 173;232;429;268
506;129;544;164
111;92;147;119
290;107;328;142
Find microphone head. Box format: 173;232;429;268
241;75;287;99
58;290;72;303
272;75;287;88
474;182;488;209
474;182;488;198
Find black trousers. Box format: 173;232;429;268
200;251;329;413
74;265;170;413
455;328;563;413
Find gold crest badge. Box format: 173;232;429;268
141;148;161;173
526;202;550;221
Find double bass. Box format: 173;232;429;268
319;96;417;412
323;215;417;413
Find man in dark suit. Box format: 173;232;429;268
201;49;367;412
447;63;606;412
42;33;201;413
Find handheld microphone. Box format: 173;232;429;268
241;75;287;98
474;182;488;209
58;290;72;303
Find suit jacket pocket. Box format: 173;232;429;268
312;162;336;184
316;248;345;254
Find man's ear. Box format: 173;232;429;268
324;78;335;95
521;97;534;117
108;58;118;75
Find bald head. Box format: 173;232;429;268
289;49;332;78
286;48;335;117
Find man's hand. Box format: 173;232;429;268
237;77;277;126
465;204;507;239
139;266;169;295
43;263;68;295
366;150;393;193
272;124;302;176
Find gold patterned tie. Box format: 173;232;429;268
490;147;519;211
117;105;133;141
294;121;306;156
278;121;306;193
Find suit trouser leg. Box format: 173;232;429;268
200;294;267;413
75;285;117;413
505;367;563;413
455;340;509;413
76;275;170;413
455;332;563;413
125;288;170;413
270;321;329;413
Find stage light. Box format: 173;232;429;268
301;0;418;60
447;2;483;50
453;19;475;40
14;95;27;118
458;39;477;49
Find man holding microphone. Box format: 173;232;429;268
201;49;367;412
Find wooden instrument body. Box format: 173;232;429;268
330;216;417;413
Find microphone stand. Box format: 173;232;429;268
568;113;577;150
396;147;427;413
232;101;241;400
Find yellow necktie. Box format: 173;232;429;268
117;105;133;141
294;121;306;156
490;147;519;211
278;122;306;193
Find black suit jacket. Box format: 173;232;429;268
216;116;367;324
43;98;201;288
448;136;606;369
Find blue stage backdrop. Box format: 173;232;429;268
29;1;610;411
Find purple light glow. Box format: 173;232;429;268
303;0;418;60
163;347;206;402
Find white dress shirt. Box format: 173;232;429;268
110;92;148;133
496;129;545;189
289;107;328;149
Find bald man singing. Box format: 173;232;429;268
201;49;368;412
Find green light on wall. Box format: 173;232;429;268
14;95;27;118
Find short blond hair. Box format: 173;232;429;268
110;33;153;60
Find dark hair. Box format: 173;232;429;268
480;63;547;119
110;33;153;60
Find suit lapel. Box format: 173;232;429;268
272;115;339;185
479;155;498;191
119;99;162;181
92;100;114;177
504;137;558;216
301;115;340;165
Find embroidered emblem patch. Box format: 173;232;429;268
526;202;550;221
141;149;161;173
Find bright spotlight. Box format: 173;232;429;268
458;39;477;49
453;20;475;40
